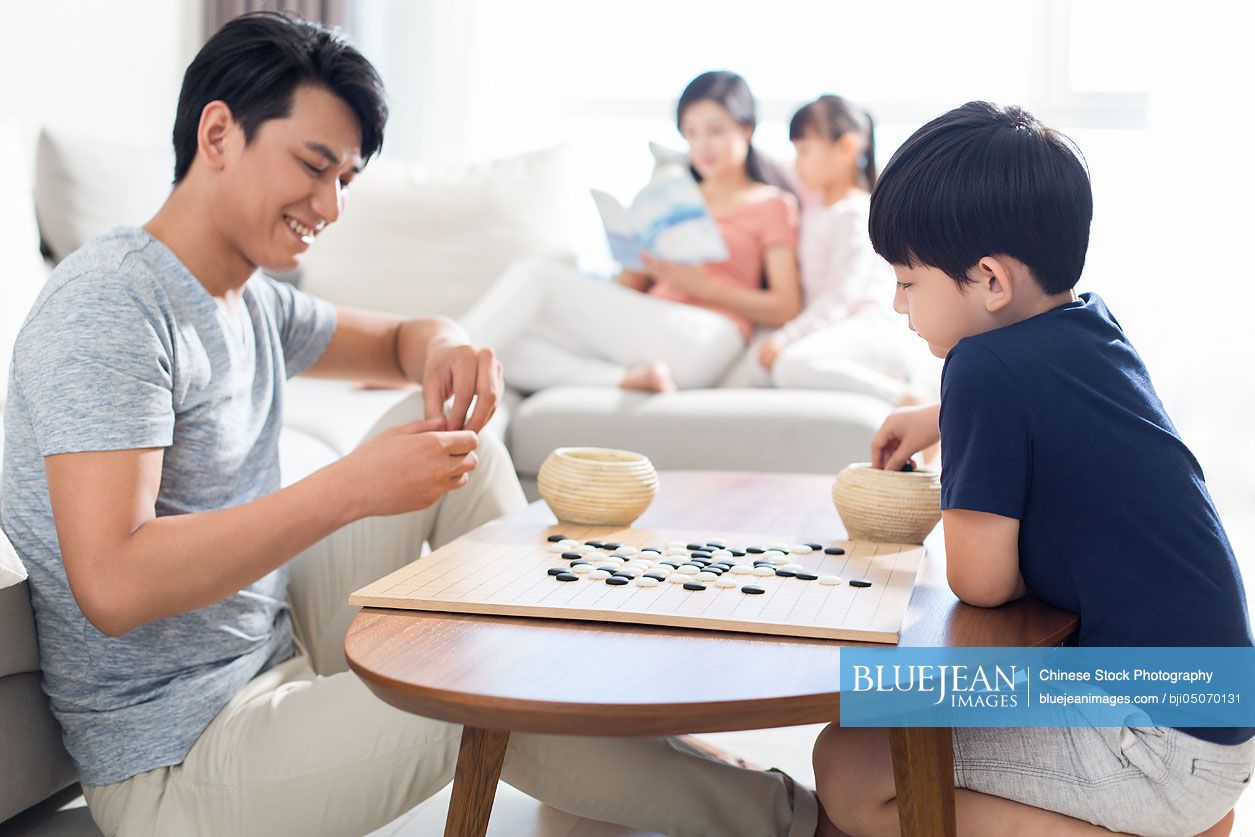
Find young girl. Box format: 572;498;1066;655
459;71;802;393
742;95;932;404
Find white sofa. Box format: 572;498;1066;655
0;123;888;825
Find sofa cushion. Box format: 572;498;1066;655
0;119;50;410
0;671;78;823
33;126;172;262
298;144;592;319
506;386;888;479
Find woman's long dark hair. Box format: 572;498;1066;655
677;70;798;198
789;94;877;190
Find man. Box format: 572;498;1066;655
1;13;818;836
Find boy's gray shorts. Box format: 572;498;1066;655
954;725;1254;835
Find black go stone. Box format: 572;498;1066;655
849;579;873;588
900;460;916;472
608;554;629;560
601;542;621;550
643;573;667;581
585;540;604;547
570;561;591;567
746;547;766;554
547;534;567;543
805;543;823;551
691;550;712;558
547;567;566;576
796;573;819;581
683;582;707;591
775;569;797;578
642;548;662;554
660;561;680;569
729;549;746;557
824;546;846;556
606;576;630;586
741;586;766;595
597;565;620;573
561;551;583;560
685;543;705;551
556;573;579;582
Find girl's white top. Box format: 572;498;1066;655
777;191;897;345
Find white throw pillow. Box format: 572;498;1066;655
0;118;49;408
0;525;27;590
34;126;173;262
299;144;592;319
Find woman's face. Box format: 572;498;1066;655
679;99;753;180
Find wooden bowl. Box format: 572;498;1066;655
832;462;941;544
538;447;660;526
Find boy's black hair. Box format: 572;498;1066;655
869;101;1091;294
172;11;387;183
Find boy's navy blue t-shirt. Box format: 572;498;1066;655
939;292;1252;745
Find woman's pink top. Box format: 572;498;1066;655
648;186;799;338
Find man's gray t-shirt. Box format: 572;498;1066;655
0;226;336;786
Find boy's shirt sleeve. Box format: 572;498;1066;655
938;341;1031;520
13;277;175;456
252;274;338;379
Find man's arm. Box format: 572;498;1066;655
46;418;478;637
942;508;1027;607
302;307;501;432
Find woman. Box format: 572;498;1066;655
460;70;802;393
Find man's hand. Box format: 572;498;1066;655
422;340;503;432
641;254;712;299
341;418;479;517
870;402;941;470
757;334;785;370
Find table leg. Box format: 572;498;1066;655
889;727;956;837
444;726;511;837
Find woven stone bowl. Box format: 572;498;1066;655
538;447;660;526
832;462;942;544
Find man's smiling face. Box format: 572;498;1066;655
214;84;363;272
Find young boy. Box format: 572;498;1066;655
812;102;1254;836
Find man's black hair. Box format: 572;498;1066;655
869;101;1091;294
172;11;387;183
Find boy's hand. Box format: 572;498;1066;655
871;403;941;470
341;418;479;517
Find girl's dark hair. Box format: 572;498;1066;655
677;70;797;197
172;11;388;183
789;94;877;189
869;101;1091;294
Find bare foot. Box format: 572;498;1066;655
620;362;677;393
678;735;766;770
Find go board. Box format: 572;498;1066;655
349;521;924;643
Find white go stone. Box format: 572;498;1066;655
705;537;729;548
636;576;661;588
715;576;738;588
819;575;843;586
789;544;813;555
588;569;612;580
576;545;598;555
547;543;570;553
677;564;701;575
571;563;593;574
670;574;691;583
752;566;777;576
665;546;689;556
730;565;754;575
695;571;719;582
666;540;687;549
626;560;652;570
616;567;642;578
780;563;805;573
618;546;639;555
767;543;790;553
710;550;734;560
767;552;790;565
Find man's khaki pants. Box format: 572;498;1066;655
84;399;818;837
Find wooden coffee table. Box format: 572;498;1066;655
345;471;1078;836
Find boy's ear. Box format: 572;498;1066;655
196;100;236;174
976;255;1014;314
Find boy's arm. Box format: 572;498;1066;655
942;508;1027;608
304;307;502;432
45;419;478;638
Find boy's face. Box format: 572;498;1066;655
891;262;993;358
215;84;363;272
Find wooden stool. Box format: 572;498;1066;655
1196;808;1234;837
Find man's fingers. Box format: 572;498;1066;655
421;371;448;427
436;430;479;456
446;360;477;432
465;353;501;433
